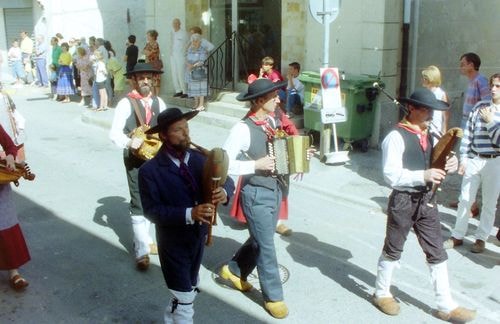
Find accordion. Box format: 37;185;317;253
268;135;310;175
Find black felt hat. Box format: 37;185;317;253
124;62;163;77
236;78;287;101
145;108;198;134
399;88;449;111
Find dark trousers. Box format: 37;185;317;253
228;182;283;301
383;190;448;264
123;150;145;215
157;226;205;292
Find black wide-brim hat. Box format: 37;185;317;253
124;62;163;77
236;78;287;101
399;88;449;111
145;107;198;134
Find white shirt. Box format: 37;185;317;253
381;129;426;190
288;77;305;103
222;121;257;176
430;87;446;134
171;29;188;56
109;96;167;149
94;61;107;82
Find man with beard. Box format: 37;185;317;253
138;108;234;323
109;63;166;270
372;88;476;322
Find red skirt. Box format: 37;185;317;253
0;224;31;270
229;176;288;223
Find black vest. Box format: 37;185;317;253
395;127;433;191
123;97;161;134
240;118;279;190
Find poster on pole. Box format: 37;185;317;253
320;67;346;124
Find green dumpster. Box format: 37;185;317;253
298;71;382;150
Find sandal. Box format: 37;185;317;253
195;106;205;111
9;274;29;291
62;98;71;103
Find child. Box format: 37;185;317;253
93;50;108;111
247;56;283;84
48;64;58;100
282;62;304;117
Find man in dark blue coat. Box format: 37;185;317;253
138;107;234;323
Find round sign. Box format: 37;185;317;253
321;68;339;90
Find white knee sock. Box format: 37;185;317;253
131;215;152;258
428;261;458;313
374;254;399;298
164;289;198;324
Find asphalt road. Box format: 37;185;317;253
1;86;498;324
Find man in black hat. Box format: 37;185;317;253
372;88;476;322
109;63;166;270
138;107;234;323
220;78;290;319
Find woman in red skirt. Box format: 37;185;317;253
0;125;30;291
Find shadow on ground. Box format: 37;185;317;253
0;192;262;323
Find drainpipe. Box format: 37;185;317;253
407;0;420;93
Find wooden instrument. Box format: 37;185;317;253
129;99;162;160
129;125;162;160
427;127;463;207
267;134;311;175
190;142;229;246
0;160;35;186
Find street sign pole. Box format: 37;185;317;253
310;0;349;164
319;7;332;161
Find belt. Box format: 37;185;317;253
474;152;498;159
394;189;429;197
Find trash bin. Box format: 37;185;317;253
299;71;382;151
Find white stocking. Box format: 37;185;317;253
163;289;198;324
428;261;458;313
131;215;152;258
374;254;399;298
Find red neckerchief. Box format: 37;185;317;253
127;90;143;100
245;111;275;140
128;90;152;124
398;118;429;151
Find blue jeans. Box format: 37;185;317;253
278;88;302;113
10;60;25;80
228;182;283;302
35;58;48;86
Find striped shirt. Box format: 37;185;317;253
462;74;491;119
460;100;500;160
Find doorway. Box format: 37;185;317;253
209;0;281;84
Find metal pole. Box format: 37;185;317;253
319;0;332;160
232;1;238;86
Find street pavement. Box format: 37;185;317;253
1;84;499;324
